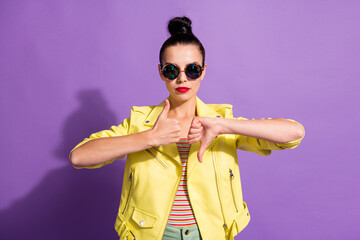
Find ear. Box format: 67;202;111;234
200;63;207;81
158;64;165;81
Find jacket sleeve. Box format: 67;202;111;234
234;117;305;156
69;117;131;169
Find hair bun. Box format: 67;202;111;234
168;16;193;36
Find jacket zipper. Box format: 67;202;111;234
211;148;228;231
146;149;167;168
122;172;133;215
128;230;135;240
229;169;239;213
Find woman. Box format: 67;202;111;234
70;16;305;240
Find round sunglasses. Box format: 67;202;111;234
161;63;204;80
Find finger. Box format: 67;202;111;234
191;117;202;127
169;131;181;143
189;119;202;132
197;147;204;163
190;123;202;130
188;136;201;144
188;127;203;134
195;117;203;126
188;132;201;139
158;99;170;119
197;140;209;163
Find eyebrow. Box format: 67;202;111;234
163;61;201;66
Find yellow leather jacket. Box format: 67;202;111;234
70;96;304;240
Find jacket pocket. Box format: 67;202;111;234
229;169;239;213
131;207;157;229
122;171;134;215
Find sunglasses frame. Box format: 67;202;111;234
160;63;204;80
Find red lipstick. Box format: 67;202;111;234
176;87;190;93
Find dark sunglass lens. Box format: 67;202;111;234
163;65;179;80
186;64;202;79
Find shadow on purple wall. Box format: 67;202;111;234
55;89;119;160
0;89;126;239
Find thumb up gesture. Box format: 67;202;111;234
188;117;221;163
151;99;181;146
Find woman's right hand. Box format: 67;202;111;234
151;99;181;146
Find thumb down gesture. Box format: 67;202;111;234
187;116;222;163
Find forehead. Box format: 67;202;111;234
162;44;202;66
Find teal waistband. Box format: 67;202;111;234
166;223;199;230
162;223;202;240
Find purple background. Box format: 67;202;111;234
1;1;359;239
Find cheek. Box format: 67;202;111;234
165;82;174;92
193;81;201;90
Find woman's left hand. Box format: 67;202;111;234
187;117;221;163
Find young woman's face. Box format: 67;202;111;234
158;44;207;103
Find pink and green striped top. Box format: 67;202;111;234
167;138;197;226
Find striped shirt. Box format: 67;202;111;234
167;138;197;226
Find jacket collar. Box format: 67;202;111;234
142;96;221;168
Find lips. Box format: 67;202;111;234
176;87;190;93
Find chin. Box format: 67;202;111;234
170;93;195;102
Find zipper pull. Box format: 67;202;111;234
223;223;228;231
229;169;234;179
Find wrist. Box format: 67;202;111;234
217;118;237;135
216;118;227;135
142;129;157;148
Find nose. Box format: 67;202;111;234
176;70;188;83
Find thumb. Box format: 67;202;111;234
158;99;170;119
197;140;208;163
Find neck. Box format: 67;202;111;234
167;96;197;119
